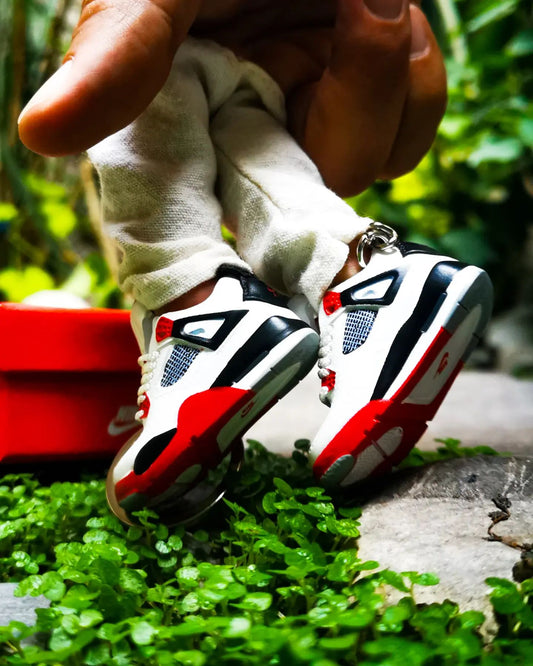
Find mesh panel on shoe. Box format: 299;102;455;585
343;309;377;354
161;345;200;387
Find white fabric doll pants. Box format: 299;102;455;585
88;37;369;312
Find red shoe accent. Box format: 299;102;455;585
155;317;173;342
323;291;342;315
314;327;463;481
115;386;253;504
435;352;449;377
321;371;336;392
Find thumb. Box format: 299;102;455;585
18;0;201;156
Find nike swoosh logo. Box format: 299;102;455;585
107;421;140;437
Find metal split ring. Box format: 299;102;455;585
356;222;398;268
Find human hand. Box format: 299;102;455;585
18;0;446;197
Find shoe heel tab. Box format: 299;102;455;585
396;241;441;257
216;265;289;307
216;265;255;282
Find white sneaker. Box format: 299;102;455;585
107;267;319;523
310;225;493;488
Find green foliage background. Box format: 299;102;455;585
1;0;532;310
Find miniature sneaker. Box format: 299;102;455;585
107;266;319;524
311;222;493;488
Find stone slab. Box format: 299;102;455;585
0;582;49;628
356;456;533;629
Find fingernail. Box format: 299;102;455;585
410;13;429;58
18;59;74;124
364;0;404;20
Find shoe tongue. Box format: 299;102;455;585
366;245;402;273
130;302;154;353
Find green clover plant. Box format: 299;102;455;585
0;440;531;665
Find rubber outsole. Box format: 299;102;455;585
106;440;244;527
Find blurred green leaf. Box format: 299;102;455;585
467;137;524;167
25;173;66;200
438;115;471;140
439;228;497;266
41;201;77;239
518;117;533;149
0;266;54;302
465;0;520;34
0;202;18;223
388;156;440;202
233;592;273;611
505;29;533;57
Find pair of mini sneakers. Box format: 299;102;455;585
107;223;493;525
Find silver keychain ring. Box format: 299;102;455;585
356;222;398;268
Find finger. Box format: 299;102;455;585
18;0;201;156
288;0;412;197
380;5;447;179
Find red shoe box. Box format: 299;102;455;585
0;303;141;463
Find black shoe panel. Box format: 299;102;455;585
341;270;402;308
216;265;254;281
370;261;464;401
396;241;442;257
134;428;177;475
211;316;308;387
216;265;289;306
171;310;247;350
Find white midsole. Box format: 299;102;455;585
218;328;317;450
217;362;303;451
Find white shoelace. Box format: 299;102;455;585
135;351;159;421
317;327;334;405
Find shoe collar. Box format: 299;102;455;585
321;247;404;318
333;245;403;294
142;276;246;353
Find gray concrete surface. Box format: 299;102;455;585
247;369;533;456
0;583;49;628
357;456;533;634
